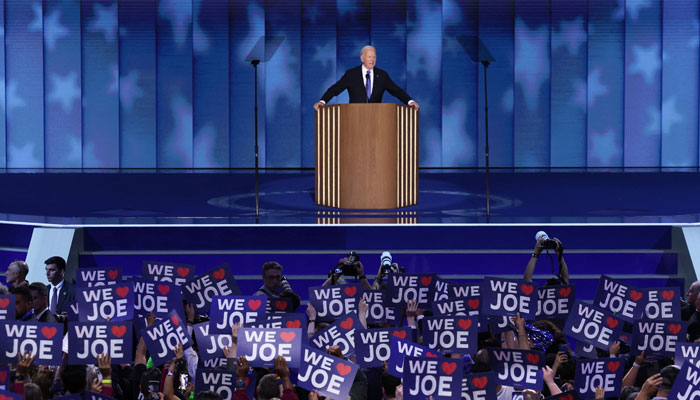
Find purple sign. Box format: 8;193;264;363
669;362;700;399
482;277;539;319
386;273;437;307
0;390;23;400
355;327;412;367
267;297;294;313
181;265;241;313
487;348;545;391
0;365;8;391
422;316;478;354
75;266;122;287
563;300;623;350
433;296;481;317
308;284;362;322
68;321;133;364
403;356;463;400
676;343;700;369
575;340;598;359
142;260;195;286
536;285;576;320
142;310;193;366
249;313;307;331
0;321;63;365
388;337;441;378
0;295;15;321
644;287;681;320
593;275;645;323
310;313;361;358
296;345;359;400
77;282;134;322
195;368;254;400
237;328;303;368
631;319;687;356
545;391;581;400
574;357;626;398
208;295;267;333
362;290;400;325
434;280;481;303
463;371;497;400
193;322;233;362
132;278;184;318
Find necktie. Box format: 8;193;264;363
50;287;57;313
366;72;371;99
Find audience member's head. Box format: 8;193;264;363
6;260;28;287
261;261;283;293
658;365;680;396
257;374;281;400
28;282;48;313
23;383;42;400
140;367;162;399
195;392;223;400
689;281;700;309
381;373;402;399
61;365;87;394
45;256;66;286
11;285;33;318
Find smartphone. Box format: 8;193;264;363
148;380;160;400
512;390;524;400
179;374;189;391
559;344;569;354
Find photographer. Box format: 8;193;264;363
371;251;400;290
523;231;569;285
323;252;372;290
253;262;301;312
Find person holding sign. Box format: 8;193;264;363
253;262;301;312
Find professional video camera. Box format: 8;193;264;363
333;251;362;276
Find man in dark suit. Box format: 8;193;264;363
45;255;75;317
314;45;420;110
29;282;58;323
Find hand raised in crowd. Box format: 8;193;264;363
236;356;250;379
395;384;403;400
308;391;319;400
326;345;344;359
172;343;184;360
609;340;620;357
594;386;605;400
90;377;103;393
635;350;647;366
406;299;419;327
96;352;112;382
640;373;662;399
542;365;555;385
552;351;568;373
146;311;156;327
274;355;291;380
16;350;36;377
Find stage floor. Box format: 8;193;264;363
1;170;698;225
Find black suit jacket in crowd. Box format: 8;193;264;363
321;66;413;105
54;280;75;316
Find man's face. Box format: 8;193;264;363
263;269;282;293
689;282;700;306
46;264;63;285
5;264;18;285
361;49;376;70
31;290;47;312
15;295;30;317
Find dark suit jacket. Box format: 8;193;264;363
321;66;412;104
54;280;75;316
34;309;59;323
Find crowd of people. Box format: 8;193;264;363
0;235;696;400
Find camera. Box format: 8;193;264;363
535;231;558;250
381;251;393;275
334;251;361;276
179;373;190;391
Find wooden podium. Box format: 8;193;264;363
315;103;418;209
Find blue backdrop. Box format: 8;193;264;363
1;0;698;169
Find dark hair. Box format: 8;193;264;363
10;285;32;303
261;261;283;276
44;256;66;272
29;282;47;297
23;383;42;400
140;367;162;396
61;365;87;393
257;374;280;400
195;392;223;400
381;373;401;397
660;365;680;390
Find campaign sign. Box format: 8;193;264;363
433;296;481;317
267;297;294;313
644;287;681;320
68;322;133;364
574;340;598;359
463;371;497;400
0;390;23;400
195;369;254;400
563;300;623;350
132;278;184;318
0;295;15;321
296;345;358;400
237;328;303;368
487;348;545;391
631;319;687;356
0;321;63;365
355;327;411;367
67;301;80;321
669;361;700;399
143;310;193;366
209;295;267;333
482;277;539;320
434;280;481;303
77;282;134;322
422;316;477;354
75;266;122;287
388;337;441;378
404;356;463;400
142;260;195;286
363;290;400;325
545;391;581;400
593;275;645;323
308;284;362;322
574;358;626;398
200;358;228;369
0;365;8;390
676;343;700;368
182;265;241;313
310;313;361;358
193;322;233;361
386;273;437;307
536;285;576;320
249;313;307;330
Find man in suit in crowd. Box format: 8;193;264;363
5;260;29;289
45;255;75;317
314;45;420;111
29;282;58;323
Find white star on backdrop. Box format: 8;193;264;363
193;0;209;54
574;68;609;107
614;0;652;21
118;70;144;111
552;17;586;56
159;0;192;46
661;97;683;137
407;1;442;82
629;43;660;85
89;3;117;43
28;3;42;32
514;18;549;110
48;72;81;114
5;80;26;113
42;9;69;50
590;129;620;165
8;142;39;168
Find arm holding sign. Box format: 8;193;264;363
542;366;561;395
274;355;299;399
523;238;544;282
635;373;662;400
306;303;317;338
234;356;251;400
163;344;183;400
12;351;36;394
621;351;646;388
97;352;115;397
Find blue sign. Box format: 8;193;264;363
631;319;687;356
0;321;63;365
75;266;122;287
208;295;267;333
463;371;497;400
422;316;478;354
132;278;184;318
181;265;241;313
668;362;700;400
355;327;412;367
386;273;437;308
237;328;303;368
142;261;195;286
387;337;441;378
68;321;133;364
574;358;626;398
193;322;233;362
676;343;700;369
77;282;134;322
487;348;545;391
403;356;463;400
482;277;538;320
308;284;362;322
644;287;681;320
362;290;400;325
310;313;361;358
563;300;623;350
593;275;645;323
0;295;15;321
296;345;359;400
142;310;193;366
536;285;576;320
194;368;254;400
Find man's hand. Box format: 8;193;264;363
641;373;662;397
236;356;250;379
542;366;555;384
17;351;36;376
314;102;325;111
552;351;568;372
326;345;343;359
358;298;368;316
594;386;605;400
274;355;290;380
172;343;184;360
409;101;419;111
97;352;112;380
609;340;620;357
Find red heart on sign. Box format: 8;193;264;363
248;299;262;311
426;352;438;358
280;331;296;343
441;362;457;375
213;268;226;280
336;363;352;376
471;376;488;389
629;290;643;301
662;290;675;301
558;287;571;297
286;320;301;329
668;323;682;335
606;316;619;328
111;325;127;338
115;286;129;298
340;317;354;330
392;330;407;339
0;371;6;383
177;267;190;277
108;269;119;280
344;287;357;297
157;284;170;296
526;353;540;365
520;284;534;295
41;326;57;339
0;394;10;400
274;300;287;310
607;361;620;372
421;276;433;286
0;298;9;309
171;315;179;326
458;319;472;330
467;299;480;310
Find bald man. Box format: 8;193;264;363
314;45;419;111
5;260;28;289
